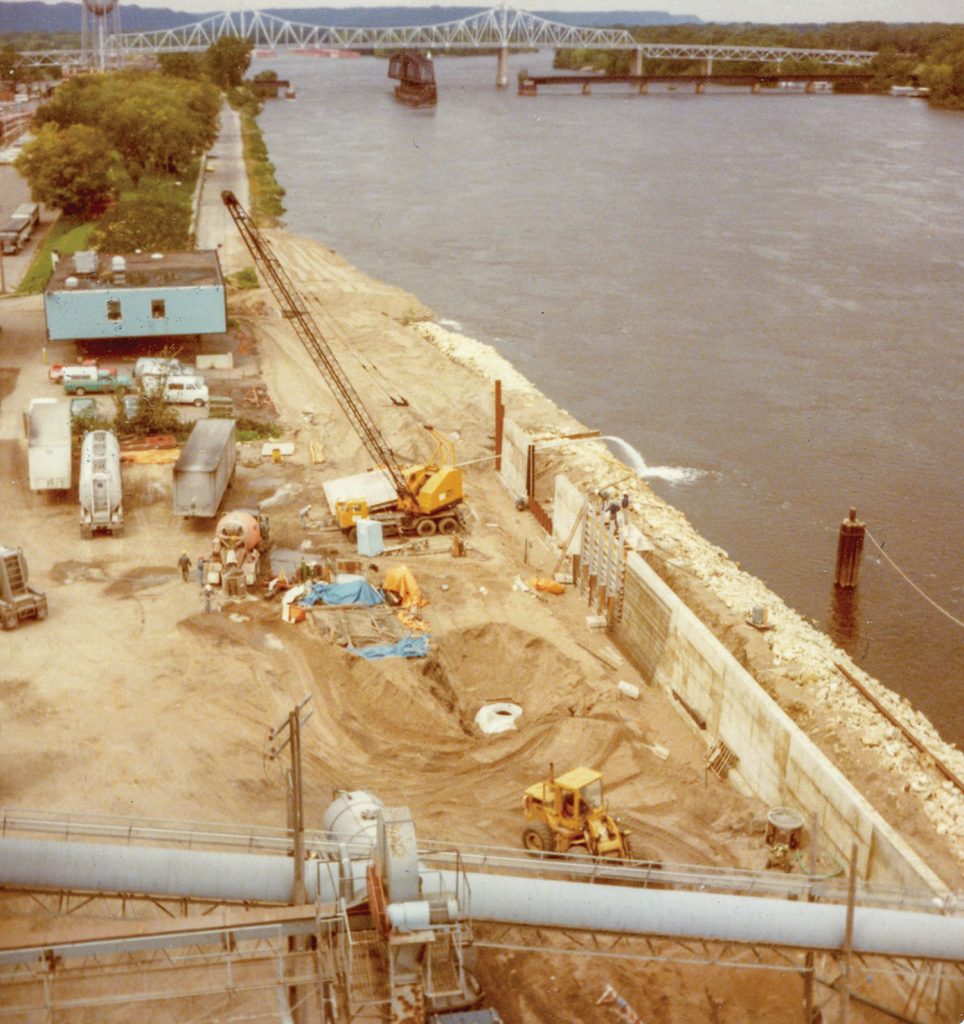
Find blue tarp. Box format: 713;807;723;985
300;580;384;607
348;635;431;660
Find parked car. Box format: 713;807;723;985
70;397;98;421
121;394;140;419
64;373;133;396
134;357;190;379
144;373;208;407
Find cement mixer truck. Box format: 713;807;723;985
204;509;270;595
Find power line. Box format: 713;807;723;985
865;528;964;631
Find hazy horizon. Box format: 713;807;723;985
10;0;964;24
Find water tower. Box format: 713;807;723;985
81;0;122;71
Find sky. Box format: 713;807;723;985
16;0;964;20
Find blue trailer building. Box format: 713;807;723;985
44;250;227;345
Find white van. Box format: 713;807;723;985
134;357;190;379
163;375;209;407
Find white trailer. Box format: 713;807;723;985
173;419;236;517
27;400;71;491
0;202;40;254
79;430;123;537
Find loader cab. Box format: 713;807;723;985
553;767;604;825
524;766;605;826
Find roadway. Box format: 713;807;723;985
194;101;251;276
0;164;49;295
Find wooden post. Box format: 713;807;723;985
833;508;865;589
839;843;858;1024
494;380;504;472
290;709;305;905
287;709;306;1024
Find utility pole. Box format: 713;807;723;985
268;695;313;1024
268;695;312;902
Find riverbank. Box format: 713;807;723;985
236;224;964;883
235;96;964;875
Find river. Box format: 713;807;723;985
255;50;964;747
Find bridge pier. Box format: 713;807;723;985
695;81;705;95
631;48;643;76
496;45;509;88
703;56;713;75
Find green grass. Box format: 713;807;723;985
229;84;286;227
17;218;97;295
116;162;200;211
16;162;204;295
227;267;260;289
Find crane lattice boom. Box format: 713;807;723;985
220;191;413;502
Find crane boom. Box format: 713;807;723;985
220;190;413;502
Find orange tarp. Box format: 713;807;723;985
383;564;427;609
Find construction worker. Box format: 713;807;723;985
196;556;205;591
178;551;191;582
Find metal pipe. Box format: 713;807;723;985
422;871;964;962
1;839;961;962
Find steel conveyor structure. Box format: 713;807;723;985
0;808;962;1024
0;835;962;962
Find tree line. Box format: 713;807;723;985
555;23;964;109
13;37;255;253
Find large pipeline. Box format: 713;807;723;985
1;838;962;962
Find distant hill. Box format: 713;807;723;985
0;3;701;36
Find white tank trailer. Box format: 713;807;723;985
173;419;237;517
79;430;123;537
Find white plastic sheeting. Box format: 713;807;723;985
474;702;523;734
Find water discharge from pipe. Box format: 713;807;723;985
602;436;705;485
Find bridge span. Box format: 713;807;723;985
21;5;878;88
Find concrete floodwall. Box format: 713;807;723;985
613;547;945;892
498;416;529;501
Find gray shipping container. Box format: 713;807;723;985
173;419;237;517
28;401;72;491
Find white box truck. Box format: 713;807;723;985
79;429;123;537
173;419;236;517
27;400;72;491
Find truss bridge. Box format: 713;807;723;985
21;5;878;88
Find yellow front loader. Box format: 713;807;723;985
522;766;631;860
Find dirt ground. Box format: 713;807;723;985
0;225;960;1022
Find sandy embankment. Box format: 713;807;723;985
245;226;964;884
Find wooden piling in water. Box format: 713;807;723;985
834;507;865;589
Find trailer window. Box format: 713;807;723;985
151;299;166;319
106;300;122;321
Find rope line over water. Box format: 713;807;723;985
865;528;964;631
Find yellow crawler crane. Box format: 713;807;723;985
522;765;632;860
221;191;464;539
